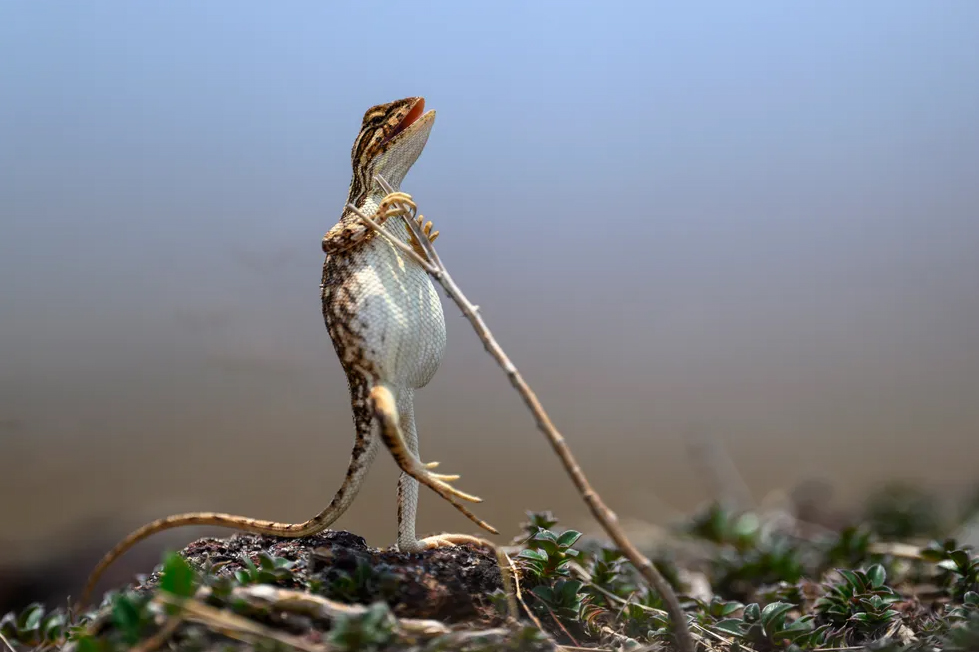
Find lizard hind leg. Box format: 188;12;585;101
369;385;499;549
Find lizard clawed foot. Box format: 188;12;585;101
408;214;439;258
370;385;499;535
421;461;459;481
401;450;482;505
374;192;439;259
374;191;418;227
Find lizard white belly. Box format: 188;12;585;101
349;220;446;390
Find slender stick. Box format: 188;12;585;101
348;176;695;652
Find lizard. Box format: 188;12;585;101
76;96;497;610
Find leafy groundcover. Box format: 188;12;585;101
3;483;979;651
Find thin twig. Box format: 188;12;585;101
578;574;758;652
545;603;581;647
224;584;450;637
506;551;561;649
346;200;438;274
154;593;329;652
498;549;521;622
356;175;696;652
0;630;15;652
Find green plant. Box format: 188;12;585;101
517;510;559;540
921;539;979;599
233;552;297;587
327;601;395;651
320;558;398;604
739;601;815;649
948;591;979;621
583;547;633;608
686;502;761;550
713;540;807;602
686;502;807;602
517;529;582;580
690;595;743;634
530;579;587;622
944;612;979;651
619;591;670;641
0;602;68;649
821;524;879;571
158;552;198;600
813;564;903;645
863;483;943;539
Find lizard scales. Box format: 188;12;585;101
77;97;495;609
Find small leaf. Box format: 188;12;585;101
950;550;971;570
714;618;745;635
732;513;760;539
836;569;861;589
517;549;548;562
743;603;760;621
557;530;582;548
558;579;583;602
859;595;885;612
111;595;142;645
920;545;945;562
41;613;66;640
774;622;812;640
21;603;44;631
866;563;886;588
159;552;196;598
531;585;554;602
761;601;795;625
75;636;102;652
534;530;558;544
720;601;744;616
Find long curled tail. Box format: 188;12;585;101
77;511;326;610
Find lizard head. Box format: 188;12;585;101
348;97;435;205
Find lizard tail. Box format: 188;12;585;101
76;379;382;613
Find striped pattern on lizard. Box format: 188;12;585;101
76;96;496;610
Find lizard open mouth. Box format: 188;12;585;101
382;98;427;146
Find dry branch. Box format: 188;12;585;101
348;177;695;652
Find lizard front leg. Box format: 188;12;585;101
370;385;498;548
322;192;422;255
377;192;440;258
322;215;383;254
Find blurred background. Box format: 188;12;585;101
1;1;977;612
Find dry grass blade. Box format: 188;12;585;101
154;593;329;652
351;175;696;652
497;549;521;622
226;584;450;637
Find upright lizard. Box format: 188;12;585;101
77;96;496;609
